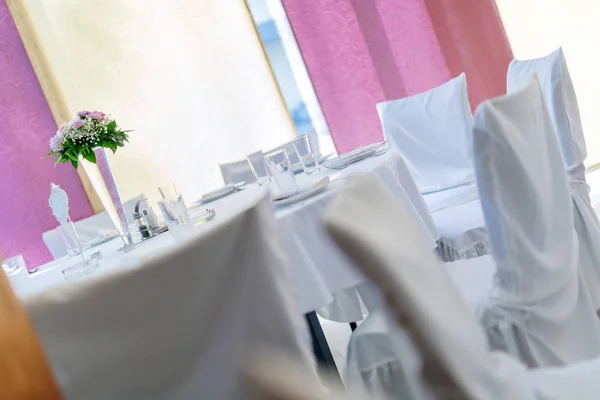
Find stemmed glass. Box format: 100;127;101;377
59;222;100;280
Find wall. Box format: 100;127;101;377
495;0;600;167
21;0;296;206
0;0;93;268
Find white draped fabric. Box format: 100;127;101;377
249;353;600;400
474;76;600;367
25;190;316;399
17;151;436;321
325;174;532;400
306;174;600;400
507;48;600;310
219;160;256;186
18;0;295;205
345;256;496;400
376;73;475;195
376;73;488;262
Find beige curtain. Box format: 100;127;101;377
12;0;295;205
496;0;600;167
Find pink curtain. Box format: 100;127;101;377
0;0;93;268
282;0;513;154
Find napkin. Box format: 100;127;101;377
49;183;70;225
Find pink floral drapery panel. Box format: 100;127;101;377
282;0;512;154
0;0;92;268
424;0;513;112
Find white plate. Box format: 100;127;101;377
318;152;334;164
190;207;216;225
271;187;299;201
85;232;120;248
273;178;329;207
196;184;236;204
324;142;386;169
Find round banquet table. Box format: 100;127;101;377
12;149;493;323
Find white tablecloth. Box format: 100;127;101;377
16;150;439;316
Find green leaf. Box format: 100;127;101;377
83;150;97;164
71;159;79;169
45;150;54;157
106;120;117;133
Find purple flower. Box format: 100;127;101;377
90;111;105;121
72;119;85;129
77;110;90;118
50;134;64;152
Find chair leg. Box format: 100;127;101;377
305;312;343;386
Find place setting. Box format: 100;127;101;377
322;141;388;170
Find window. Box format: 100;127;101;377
247;0;336;156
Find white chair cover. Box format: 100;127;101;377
507;47;600;310
377;74;488;262
299;174;600;400
345;309;434;400
432;199;489;261
219;159;257;185
246;150;269;180
345;256;497;400
26;189;315;399
325;174;532;400
507;48;586;171
376;73;474;195
473;76;600;367
42;195;144;259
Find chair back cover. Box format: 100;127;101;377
473;76;600;366
220;159;257;185
507;48;585;170
26;189;315;399
507;48;600;310
325;174;532;400
377;73;475;195
246;150;269;180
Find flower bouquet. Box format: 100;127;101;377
47;110;134;247
47;110;130;169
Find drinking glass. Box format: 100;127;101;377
247;150;270;186
158;183;181;202
62;259;100;281
158;183;192;240
57;220;83;256
292;135;319;174
264;148;297;193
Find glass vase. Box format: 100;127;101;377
79;147;133;248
